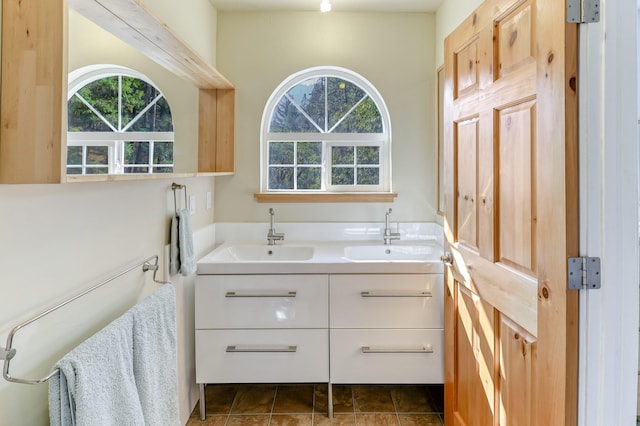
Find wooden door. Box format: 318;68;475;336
443;0;579;425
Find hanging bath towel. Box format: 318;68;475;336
130;284;180;426
48;313;145;426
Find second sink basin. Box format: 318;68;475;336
343;244;437;261
223;245;315;261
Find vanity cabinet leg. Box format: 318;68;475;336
199;383;206;420
328;382;333;419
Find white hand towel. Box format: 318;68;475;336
176;209;196;276
169;214;180;276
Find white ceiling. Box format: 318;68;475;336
208;0;444;13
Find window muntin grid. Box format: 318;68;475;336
261;67;391;193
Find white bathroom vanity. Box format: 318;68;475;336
194;224;444;419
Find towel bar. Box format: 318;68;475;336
171;182;187;214
1;254;167;385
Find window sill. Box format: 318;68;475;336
254;192;398;203
65;171;234;183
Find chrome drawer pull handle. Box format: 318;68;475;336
360;291;432;298
226;345;297;353
225;291;297;298
361;345;433;354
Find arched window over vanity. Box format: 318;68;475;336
67;65;174;175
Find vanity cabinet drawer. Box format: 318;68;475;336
330;274;443;328
196;329;329;383
330;329;444;384
195;274;328;329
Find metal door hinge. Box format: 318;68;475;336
568;257;601;290
567;0;600;23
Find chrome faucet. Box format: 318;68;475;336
383;208;401;245
267;208;285;245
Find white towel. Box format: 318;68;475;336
170;209;196;276
49;313;145;426
169;213;180;275
130;284;179;426
48;285;179;426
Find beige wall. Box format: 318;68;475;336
435;0;483;66
141;0;218;67
0;6;218;426
215;11;439;223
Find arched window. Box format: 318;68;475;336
261;66;391;193
67;65;174;175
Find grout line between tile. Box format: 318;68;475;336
351;385;357;420
267;385;279;425
390;387;402;426
311;384;317;425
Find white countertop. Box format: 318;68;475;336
196;240;444;274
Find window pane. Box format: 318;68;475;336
153;142;174;165
269;142;294;165
287;78;322;105
128;96;174;132
357;146;380;165
153;166;174;173
68;95;113;132
297;167;321;189
86;167;108;174
332;167;354;185
67;146;82;165
287;77;325;131
357;167;380;185
327;78;365;130
332;146;354;165
333;97;383;133
297;142;322;165
125;142;150;165
67;167;82;175
121;77;155;129
125;166;149;173
77;77;119;130
86;146;108;165
269;97;320;133
269;167;294;189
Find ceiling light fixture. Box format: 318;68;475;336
320;0;332;12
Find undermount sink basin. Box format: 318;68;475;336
343;244;437;262
217;245;315;261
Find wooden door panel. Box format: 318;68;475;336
498;316;536;426
455;285;495;426
456;117;480;250
495;1;535;79
497;100;536;275
455;39;479;98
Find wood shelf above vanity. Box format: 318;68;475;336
0;0;235;184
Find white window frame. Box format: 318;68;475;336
65;141;114;175
67;65;174;175
260;66;392;193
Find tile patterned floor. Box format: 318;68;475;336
187;384;444;425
